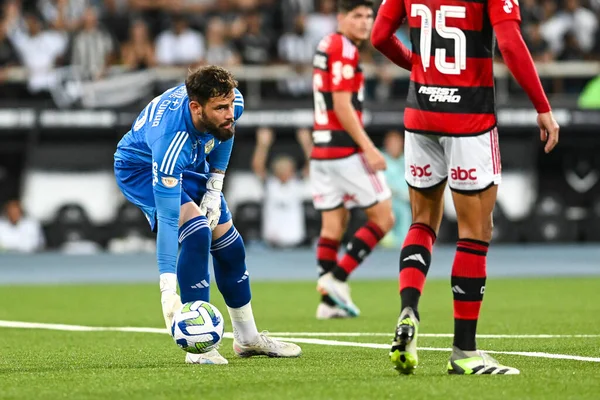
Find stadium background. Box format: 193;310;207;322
0;0;599;251
0;1;599;398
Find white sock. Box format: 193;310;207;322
159;273;177;293
227;302;259;344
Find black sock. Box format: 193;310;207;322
317;237;340;306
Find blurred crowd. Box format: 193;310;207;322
0;0;598;99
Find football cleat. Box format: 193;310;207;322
448;347;520;375
390;307;419;375
316;302;353;320
316;272;360;317
185;349;228;365
233;332;302;358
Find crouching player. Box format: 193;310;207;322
114;66;301;364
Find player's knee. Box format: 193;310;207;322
369;210;395;233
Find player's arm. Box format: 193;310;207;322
329;42;386;170
489;0;558;153
151;131;191;274
371;0;412;71
332;91;386;170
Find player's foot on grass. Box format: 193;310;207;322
316;302;353;319
161;290;182;332
448;347;520;375
316;272;360;317
390;307;419;375
233;332;302;358
185;349;228;365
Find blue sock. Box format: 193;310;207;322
177;216;211;304
211;226;251;308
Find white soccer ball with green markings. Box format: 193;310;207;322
171;301;224;354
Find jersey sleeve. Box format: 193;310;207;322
150;131;192;274
328;36;359;92
207;89;244;172
372;0;412;71
488;0;521;26
377;0;407;21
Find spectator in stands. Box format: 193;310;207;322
155;14;204;67
540;0;598;57
277;14;313;97
234;9;273;65
71;6;114;80
305;0;336;49
4;8;67;96
38;0;88;32
204;16;240;66
526;22;553;62
121;19;156;70
0;2;20;82
0;199;45;253
252;127;307;248
280;0;314;31
380;130;410;248
100;0;131;44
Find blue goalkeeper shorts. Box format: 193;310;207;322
114;159;232;232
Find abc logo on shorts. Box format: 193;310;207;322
451;167;477;181
410;164;432;178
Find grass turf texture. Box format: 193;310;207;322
0;278;599;400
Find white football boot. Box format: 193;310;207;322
185;349;229;365
316;272;360;317
316;302;352;320
233;332;302;358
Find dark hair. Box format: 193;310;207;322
185;66;238;105
338;0;374;13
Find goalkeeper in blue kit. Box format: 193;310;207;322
114;66;301;364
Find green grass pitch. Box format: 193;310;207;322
0;278;599;399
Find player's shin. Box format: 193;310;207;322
333;221;385;281
211;225;258;344
451;239;488;351
177;216;212;304
317;237;340;306
398;223;436;319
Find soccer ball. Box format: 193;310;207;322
171;301;225;354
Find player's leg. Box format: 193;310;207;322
390;132;446;374
209;199;301;358
310;158;352;318
317;154;394;316
444;130;518;375
316;207;352;319
176;201;227;365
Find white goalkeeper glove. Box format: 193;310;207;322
199;173;224;231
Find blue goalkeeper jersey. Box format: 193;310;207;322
115;84;244;274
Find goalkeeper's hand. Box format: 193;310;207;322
199;173;224;231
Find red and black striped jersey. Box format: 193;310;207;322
378;0;521;136
312;32;365;160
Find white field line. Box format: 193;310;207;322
266;332;600;339
0;320;599;363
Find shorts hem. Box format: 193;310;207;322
449;181;497;194
314;202;345;212
406;177;448;191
